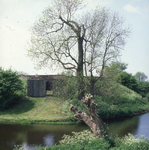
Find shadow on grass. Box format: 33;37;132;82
0;97;35;115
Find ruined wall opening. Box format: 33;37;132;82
46;81;53;95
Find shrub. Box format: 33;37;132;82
116;71;138;92
0;68;25;109
112;134;149;150
13;131;149;150
57;130;110;150
146;93;149;100
136;81;149;97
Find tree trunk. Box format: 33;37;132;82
77;37;84;100
70;94;108;138
90;76;95;97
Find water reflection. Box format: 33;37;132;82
0;124;89;150
18;134;54;150
134;113;149;138
107;113;149;138
43;134;54;146
106;115;139;137
0;113;149;150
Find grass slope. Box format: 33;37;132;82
0;84;149;124
0;96;75;124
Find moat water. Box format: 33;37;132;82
0;113;149;150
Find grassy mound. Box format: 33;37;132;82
63;84;149;119
0;96;76;124
0;82;149;124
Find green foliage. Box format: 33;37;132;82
135;72;148;81
116;72;138;92
63;98;88;118
146;93;149;100
112;134;149;150
33;131;149;150
62;76;148;120
93;84;147;119
0;68;25;109
109;61;128;73
53;72;78;99
54;71;91;99
59;130;97;145
35;130;110;150
94;95;148;119
137;81;149;97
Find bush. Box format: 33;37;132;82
13;131;149;150
0;68;25;109
137;81;149;97
112;134;149;150
146;93;149;100
116;71;138;92
46;130;110;150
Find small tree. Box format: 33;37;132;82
135;72;148;82
0;68;24;109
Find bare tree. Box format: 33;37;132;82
83;11;130;96
28;0;130;99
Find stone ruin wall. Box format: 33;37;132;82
27;80;46;97
20;75;64;97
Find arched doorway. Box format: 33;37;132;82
46;81;53;95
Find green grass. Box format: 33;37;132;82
62;84;149;120
94;84;149;119
0;96;77;124
0;82;149;124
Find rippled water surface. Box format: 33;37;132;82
0;113;149;150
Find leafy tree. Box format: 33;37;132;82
135;72;148;81
116;71;138;92
91;62;128;97
134;72;149;97
0;68;24;109
137;81;149;97
28;0;130;99
108;61;128;73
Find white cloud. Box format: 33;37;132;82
123;4;140;13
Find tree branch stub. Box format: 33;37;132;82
70;94;108;138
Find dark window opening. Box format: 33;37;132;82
46;81;53;95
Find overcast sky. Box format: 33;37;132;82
0;0;149;78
